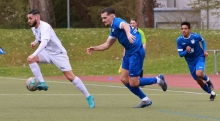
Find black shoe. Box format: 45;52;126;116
210;94;217;101
206;80;214;90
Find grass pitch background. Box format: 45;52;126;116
0;77;219;121
0;28;220;77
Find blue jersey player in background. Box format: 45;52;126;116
87;7;167;108
176;22;216;101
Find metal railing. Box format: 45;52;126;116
207;50;220;74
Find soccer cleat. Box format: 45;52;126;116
158;74;167;91
133;99;152;108
210;94;217;101
37;82;49;91
86;95;95;108
206;80;214;90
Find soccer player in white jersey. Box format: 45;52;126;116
27;9;95;108
176;22;216;101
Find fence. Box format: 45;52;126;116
207;50;220;74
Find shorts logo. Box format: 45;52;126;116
60;67;65;69
199;66;203;68
182;43;186;45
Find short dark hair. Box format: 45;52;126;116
101;7;115;15
130;18;137;22
28;9;40;15
181;22;190;29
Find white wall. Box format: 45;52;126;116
156;0;220;29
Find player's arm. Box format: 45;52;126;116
31;39;40;49
87;37;116;54
120;22;135;44
199;35;208;57
177;39;187;57
32;28;50;56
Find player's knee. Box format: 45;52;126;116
120;77;128;85
196;71;203;78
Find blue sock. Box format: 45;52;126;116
203;75;208;81
139;77;157;86
202;84;211;94
125;83;146;99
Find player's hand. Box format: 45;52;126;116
186;46;191;52
27;55;35;62
204;51;208;58
127;33;136;44
87;47;94;55
31;41;37;49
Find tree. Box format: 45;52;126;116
188;0;220;29
0;0;29;29
137;0;155;28
29;0;56;27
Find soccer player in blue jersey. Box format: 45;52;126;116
87;7;167;108
176;22;216;101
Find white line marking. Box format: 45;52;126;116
0;77;216;96
0;94;205;96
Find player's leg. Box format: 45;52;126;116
195;59;216;101
121;55;151;108
51;53;95;108
140;69;145;88
63;71;95;108
189;60;216;101
130;48;167;91
203;74;214;90
27;50;49;91
140;69;143;78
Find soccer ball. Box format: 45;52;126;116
26;77;39;91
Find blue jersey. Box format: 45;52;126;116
110;17;142;56
176;32;205;64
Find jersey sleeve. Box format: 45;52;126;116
109;18;123;38
176;37;187;57
40;26;51;43
196;33;207;50
176;37;183;51
138;29;146;44
32;25;51;56
31;28;40;43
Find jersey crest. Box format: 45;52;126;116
191;39;195;44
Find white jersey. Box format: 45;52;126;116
31;21;67;56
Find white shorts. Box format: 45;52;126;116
38;49;72;72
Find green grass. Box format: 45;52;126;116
0;77;219;121
1;28;220;76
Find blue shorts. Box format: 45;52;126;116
188;57;205;80
122;47;145;77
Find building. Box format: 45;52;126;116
155;0;220;29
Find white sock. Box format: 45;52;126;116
211;91;215;95
206;77;210;82
29;63;44;82
156;77;161;84
142;97;150;101
72;76;90;98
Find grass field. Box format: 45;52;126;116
1;28;220;77
0;77;219;121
